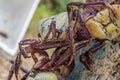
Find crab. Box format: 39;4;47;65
8;0;120;80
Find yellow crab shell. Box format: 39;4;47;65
86;4;120;40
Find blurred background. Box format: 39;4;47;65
0;0;85;79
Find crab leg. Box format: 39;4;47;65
76;10;93;39
67;2;117;16
33;57;49;70
14;53;21;80
80;42;106;70
56;48;71;66
41;20;58;44
31;49;49;63
67;5;93;66
67;3;76;66
8;64;14;80
50;47;64;65
32;40;69;50
8;61;29;80
19;39;39;58
55;48;75;75
19;39;49;58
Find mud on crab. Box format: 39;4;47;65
8;0;120;80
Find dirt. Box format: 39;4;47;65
0;55;10;80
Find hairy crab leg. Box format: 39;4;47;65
86;42;106;64
8;64;14;80
67;4;93;66
76;10;93;39
31;54;38;63
33;57;49;70
31;49;49;63
51;21;57;39
67;3;76;67
19;39;39;73
55;48;75;76
67;2;117;17
67;61;75;76
55;48;71;67
19;39;49;63
8;62;29;80
14;53;21;80
50;47;67;65
19;39;39;58
75;40;94;52
32;40;69;50
79;42;106;70
41;20;58;44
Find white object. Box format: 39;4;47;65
0;0;40;55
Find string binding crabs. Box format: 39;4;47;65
8;0;120;80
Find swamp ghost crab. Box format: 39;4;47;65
8;0;120;80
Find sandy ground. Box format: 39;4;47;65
0;55;10;80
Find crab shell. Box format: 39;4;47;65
86;4;120;40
